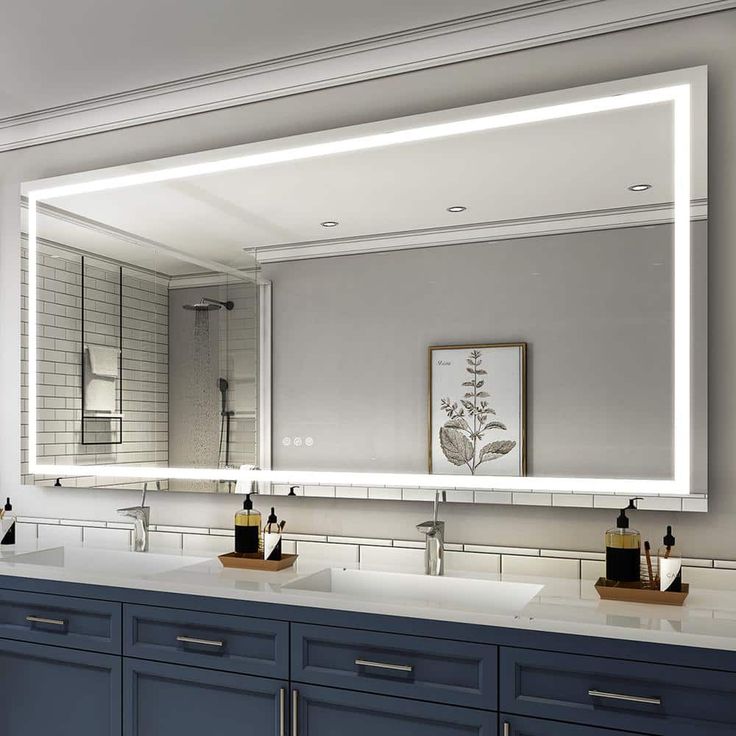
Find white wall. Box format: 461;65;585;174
2;11;735;557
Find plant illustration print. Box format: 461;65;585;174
439;349;516;474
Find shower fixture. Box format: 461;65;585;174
182;297;234;311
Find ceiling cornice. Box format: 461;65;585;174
1;0;733;153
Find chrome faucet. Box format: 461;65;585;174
416;490;446;576
117;486;150;552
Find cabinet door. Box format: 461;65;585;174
0;637;121;736
501;714;649;735
293;683;497;736
124;658;286;736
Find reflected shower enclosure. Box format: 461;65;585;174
169;286;258;491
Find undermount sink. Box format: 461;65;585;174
11;547;208;577
282;567;543;615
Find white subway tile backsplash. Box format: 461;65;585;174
83;526;132;549
297;541;358;564
38;523;83;546
681;566;736;591
182;534;233;555
636;497;683;512
581;559;606;581
503;555;580;580
513;492;552;506
552;494;594;508
445;551;500;574
361;545;424;573
682;497;708;512
335;486;369;499
148;531;183;551
327;536;391;547
368;487;402;500
541;549;605;561
473;491;513;504
15;522;37;543
465;544;539;556
303;485;336;498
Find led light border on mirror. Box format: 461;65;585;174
24;69;701;496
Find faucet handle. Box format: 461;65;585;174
416;520;440;535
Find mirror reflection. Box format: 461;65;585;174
21;74;707;497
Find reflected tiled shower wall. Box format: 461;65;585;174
21;243;169;488
168;282;258;491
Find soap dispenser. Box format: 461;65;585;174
658;526;682;592
605;497;642;583
234;493;261;555
1;497;16;546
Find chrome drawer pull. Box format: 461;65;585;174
279;688;286;736
292;689;299;736
588;689;661;706
26;615;66;627
355;658;414;673
503;723;510;736
176;635;224;648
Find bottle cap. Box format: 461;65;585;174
243;493;253;510
267;507;278;524
663;525;676;546
4;498;11;511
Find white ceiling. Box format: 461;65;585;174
31;101;692;276
0;0;510;119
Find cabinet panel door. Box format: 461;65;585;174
0;637;121;736
124;658;286;736
295;683;497;736
501;714;649;735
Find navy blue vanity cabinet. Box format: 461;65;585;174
292;622;498;709
500;647;736;735
123;658;287;736
0;637;121;736
293;683;498;736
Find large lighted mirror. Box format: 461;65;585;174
21;67;707;506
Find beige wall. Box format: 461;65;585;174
2;11;735;557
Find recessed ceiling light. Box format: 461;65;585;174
447;205;467;213
320;220;339;228
627;183;652;192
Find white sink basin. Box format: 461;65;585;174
11;547;208;577
282;568;543;615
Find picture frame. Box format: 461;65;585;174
429;343;527;476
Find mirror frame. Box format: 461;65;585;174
23;66;706;498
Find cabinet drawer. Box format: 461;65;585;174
0;588;121;654
124;603;288;677
500;647;736;736
501;714;648;735
292;623;497;709
295;683;497;736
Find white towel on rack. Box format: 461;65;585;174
87;345;120;378
84;347;118;413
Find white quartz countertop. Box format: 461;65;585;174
2;539;736;653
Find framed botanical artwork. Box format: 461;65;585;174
429;343;526;476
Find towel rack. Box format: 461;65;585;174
80;256;124;445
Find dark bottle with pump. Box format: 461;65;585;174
605;498;642;583
234;493;261;555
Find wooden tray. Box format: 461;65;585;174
218;552;298;571
595;577;689;606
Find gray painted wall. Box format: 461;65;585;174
265;227;677;479
1;11;735;557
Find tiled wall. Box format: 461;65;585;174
12;515;736;590
21;242;169;489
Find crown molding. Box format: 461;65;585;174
1;0;733;153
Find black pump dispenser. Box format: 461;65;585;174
605;497;642;583
616;497;641;529
243;493;253;510
266;507;278;532
663;525;676;546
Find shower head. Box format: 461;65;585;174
183;300;219;311
182;297;234;311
